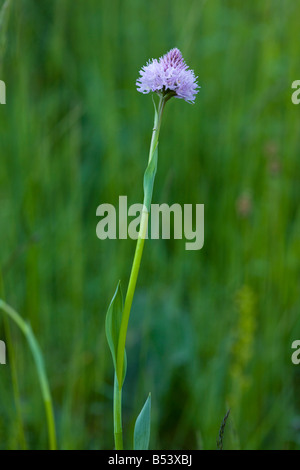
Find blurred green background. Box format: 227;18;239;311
0;0;299;450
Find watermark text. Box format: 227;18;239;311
291;340;300;365
291;80;300;104
96;196;204;251
0;80;6;104
0;340;6;365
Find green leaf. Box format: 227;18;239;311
142;96;159;212
105;281;127;387
133;393;151;450
143;145;158;211
151;94;158;125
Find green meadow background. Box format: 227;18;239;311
0;0;299;450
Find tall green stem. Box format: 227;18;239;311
116;95;165;389
113;373;123;449
111;95;165;450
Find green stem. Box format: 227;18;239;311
148;94;166;163
0;299;57;450
113;372;123;449
116;94;165;388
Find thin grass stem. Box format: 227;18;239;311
0;299;57;450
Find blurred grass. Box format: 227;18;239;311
0;0;299;450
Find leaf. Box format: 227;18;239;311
133;393;151;450
151;94;158;125
143;145;158;211
143;96;159;212
105;281;127;386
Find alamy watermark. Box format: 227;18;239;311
291;340;300;365
96;196;204;250
0;80;6;104
291;80;300;104
0;340;6;365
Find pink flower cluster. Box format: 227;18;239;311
136;48;199;104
